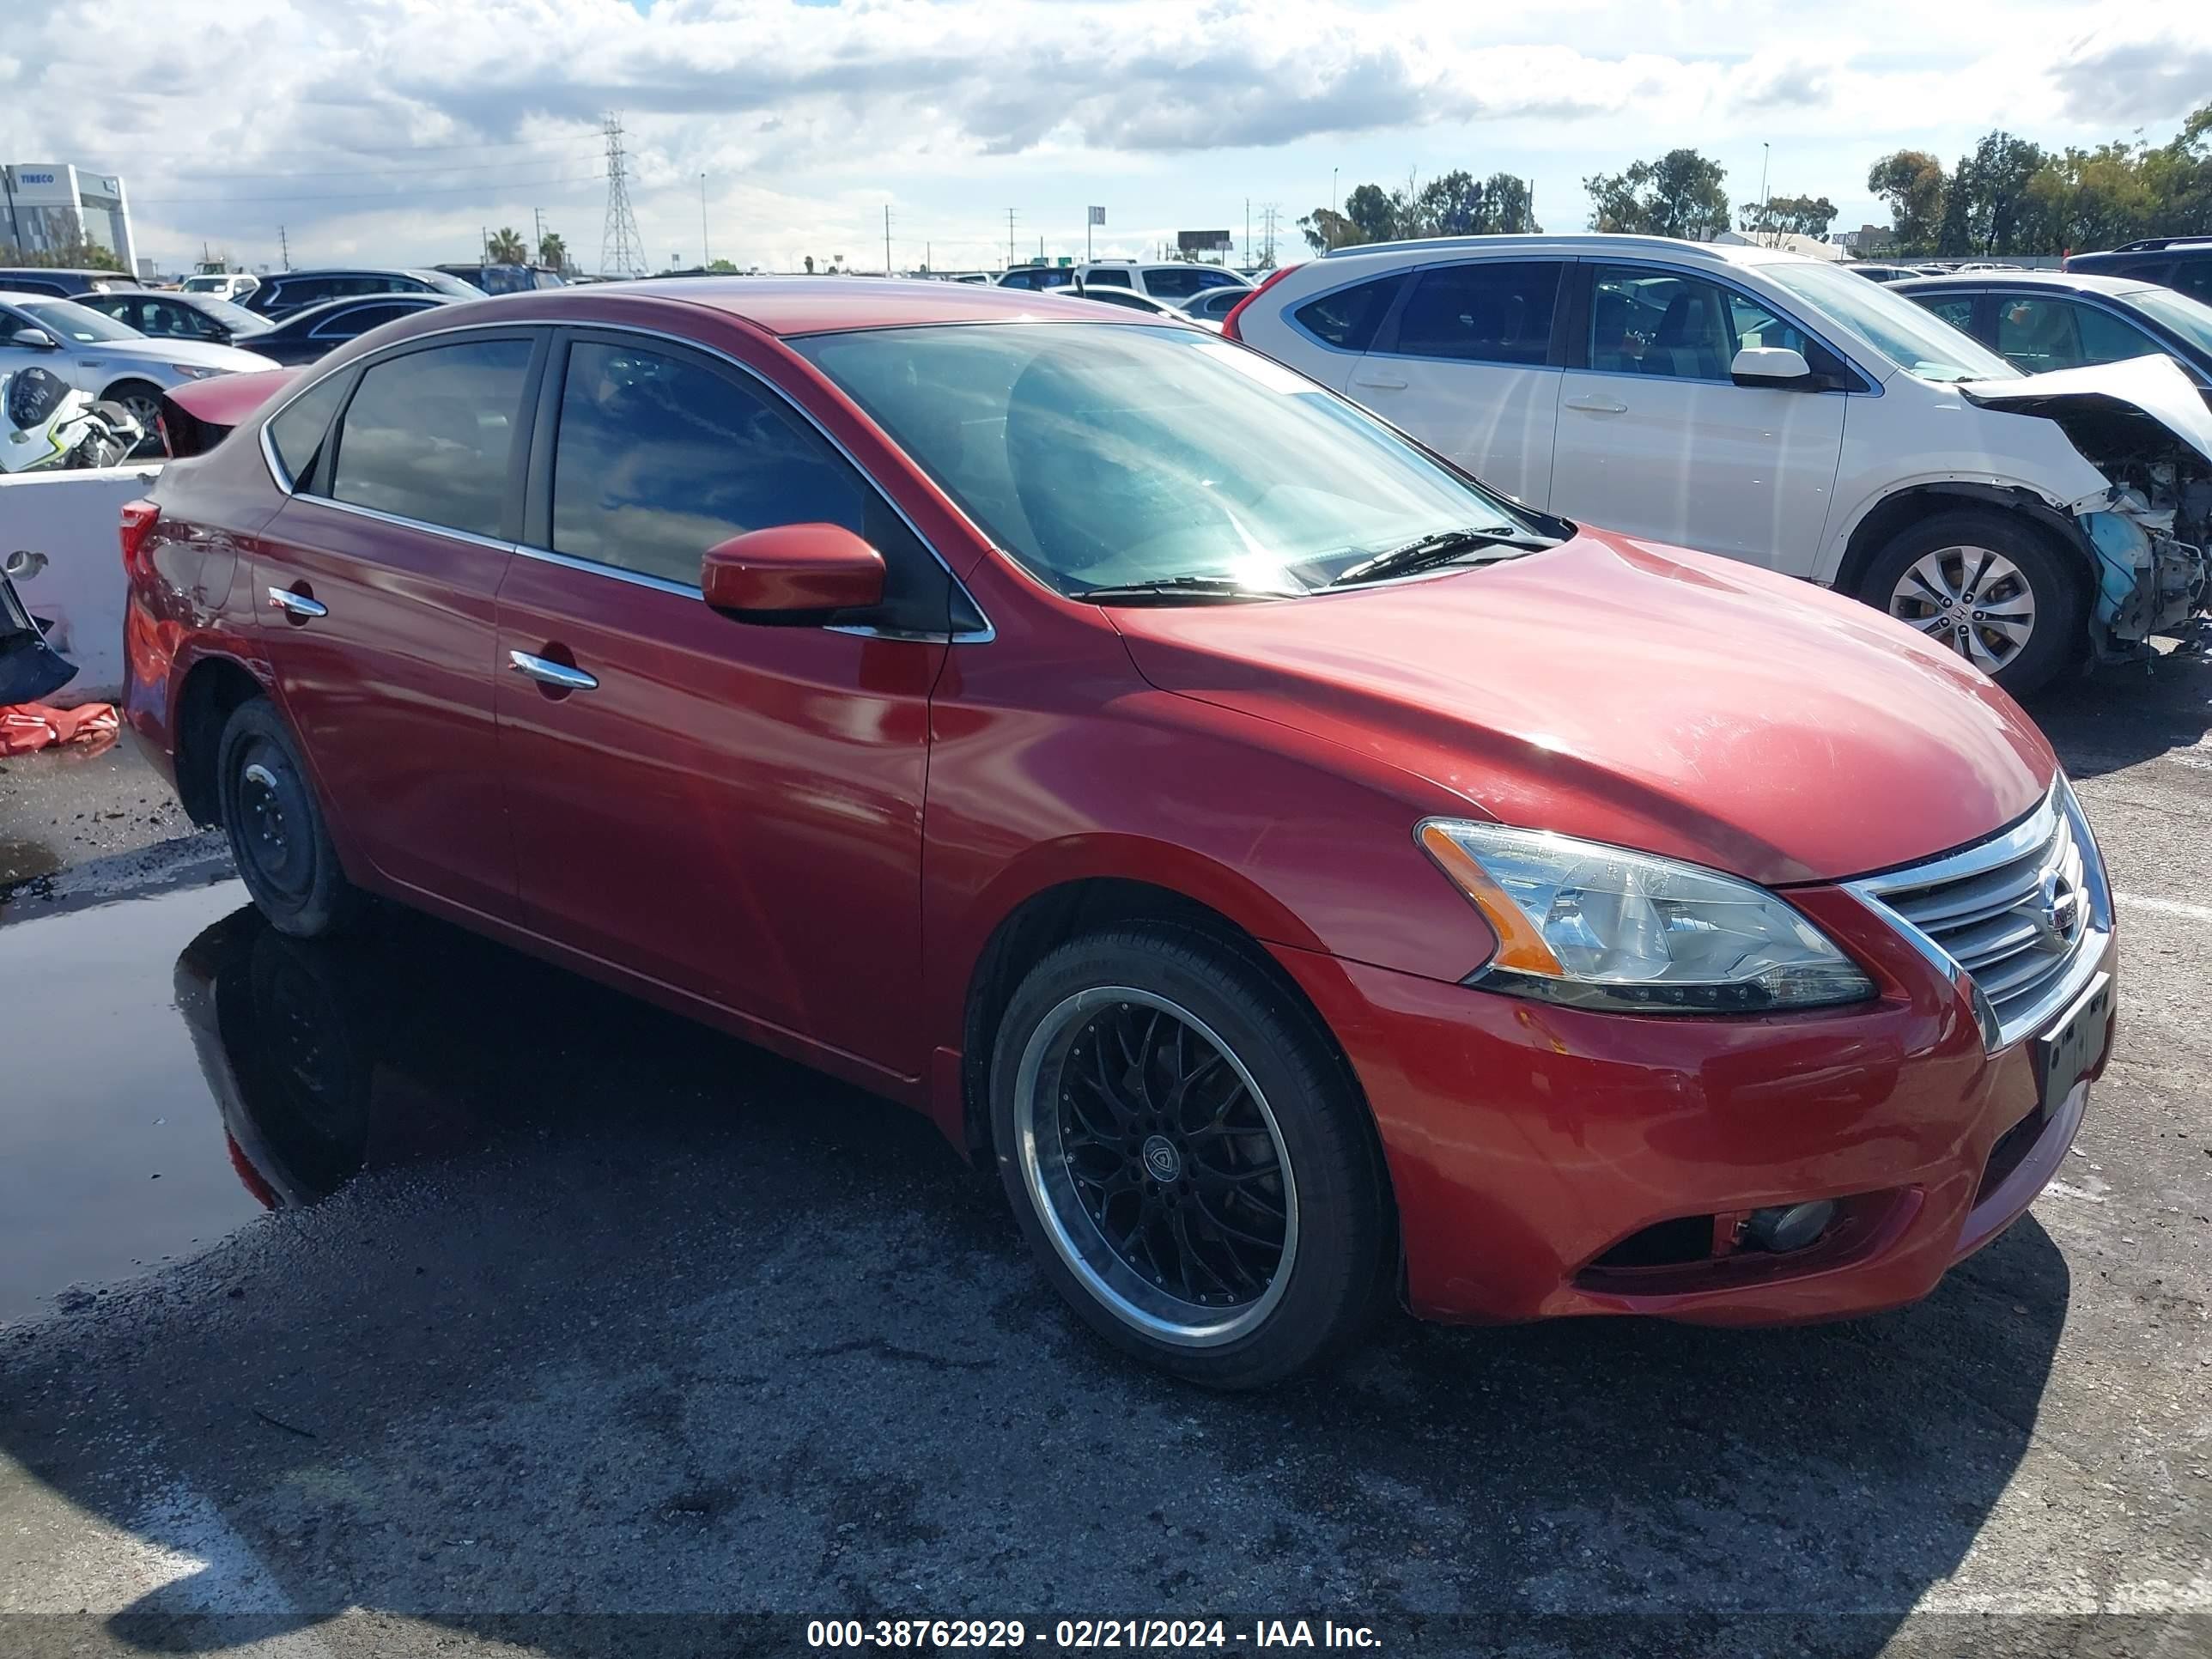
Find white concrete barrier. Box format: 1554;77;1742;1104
0;465;164;704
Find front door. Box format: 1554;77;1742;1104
252;331;542;923
1346;259;1567;509
1547;264;1846;574
494;332;953;1077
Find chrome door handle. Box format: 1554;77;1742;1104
507;650;599;692
265;586;327;618
1352;374;1408;391
1564;395;1629;414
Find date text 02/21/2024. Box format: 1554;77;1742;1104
805;1619;1382;1649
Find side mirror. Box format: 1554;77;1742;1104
1730;345;1816;387
701;523;884;620
8;327;58;350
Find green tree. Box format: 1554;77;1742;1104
1583;149;1729;239
1412;169;1482;235
1866;150;1946;254
1343;182;1399;244
1739;192;1838;240
538;230;568;271
1480;173;1538;234
486;226;529;264
707;258;738;273
804;254;816;274
1944;132;2047;254
1297;207;1362;252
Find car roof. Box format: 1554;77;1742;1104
266;267;453;281
1316;232;1805;268
1891;270;2159;297
447;276;1164;337
272;293;457;324
0;267;137;283
0;289;95;303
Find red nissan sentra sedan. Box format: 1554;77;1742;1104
122;281;2116;1387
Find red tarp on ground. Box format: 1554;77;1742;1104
0;702;119;757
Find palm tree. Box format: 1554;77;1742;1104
538;231;568;272
486;227;529;264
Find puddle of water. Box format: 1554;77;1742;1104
0;874;921;1327
0;881;265;1322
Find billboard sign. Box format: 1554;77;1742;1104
1176;229;1233;253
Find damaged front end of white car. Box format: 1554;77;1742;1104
1961;356;2212;664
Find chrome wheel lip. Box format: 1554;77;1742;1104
1012;985;1299;1350
1887;544;2036;673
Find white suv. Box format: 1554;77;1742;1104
998;261;1249;304
1231;234;2212;693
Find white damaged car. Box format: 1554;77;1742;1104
1226;234;2210;694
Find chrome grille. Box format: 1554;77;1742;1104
1848;783;2108;1050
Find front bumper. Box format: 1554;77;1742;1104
1271;884;2117;1326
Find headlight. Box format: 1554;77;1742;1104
166;364;221;380
1418;819;1876;1012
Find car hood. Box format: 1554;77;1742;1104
1956;353;2212;471
93;337;280;374
1110;531;2056;887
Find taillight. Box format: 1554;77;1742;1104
1221;263;1300;342
119;499;161;580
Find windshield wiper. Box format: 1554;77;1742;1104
1325;526;1549;588
1073;576;1297;605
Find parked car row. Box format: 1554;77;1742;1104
128;278;2123;1387
1225;233;2210;694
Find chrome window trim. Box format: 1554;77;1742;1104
252;314;994;644
292;492;518;556
1845;778;2112;1053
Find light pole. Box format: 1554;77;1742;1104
1759;143;1771;242
1331;167;1340;247
700;173;710;268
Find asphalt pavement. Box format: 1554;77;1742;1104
1;652;2208;1659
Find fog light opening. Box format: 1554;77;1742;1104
1741;1200;1837;1255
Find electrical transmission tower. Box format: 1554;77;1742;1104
599;112;646;277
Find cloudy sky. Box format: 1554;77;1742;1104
5;0;2208;276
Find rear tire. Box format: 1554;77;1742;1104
1858;508;2084;696
216;698;360;939
990;926;1389;1389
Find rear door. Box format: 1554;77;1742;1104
252;330;543;923
1547;262;1847;573
492;331;957;1072
1346;258;1568;508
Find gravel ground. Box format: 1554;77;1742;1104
0;656;2206;1659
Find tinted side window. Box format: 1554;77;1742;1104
281;279;334;309
2072;302;2166;363
2169;261;2212;304
550;339;948;629
1083;268;1132;288
1995;296;2087;371
1390;262;1560;365
329;338;532;537
1588;267;1733;380
312;302;414;340
266;374;351;489
1919;293;1979;334
1143;266;1200;299
1291;274;1406;353
553;342;866;586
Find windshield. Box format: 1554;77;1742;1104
794;323;1534;597
1763;259;2020;383
192;295;268;332
2129;288;2212;362
18;300;141;343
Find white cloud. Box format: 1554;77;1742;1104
3;0;2202;273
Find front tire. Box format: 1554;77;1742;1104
216;698;360;938
1859;509;2084;696
100;379;167;460
990;926;1389;1389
